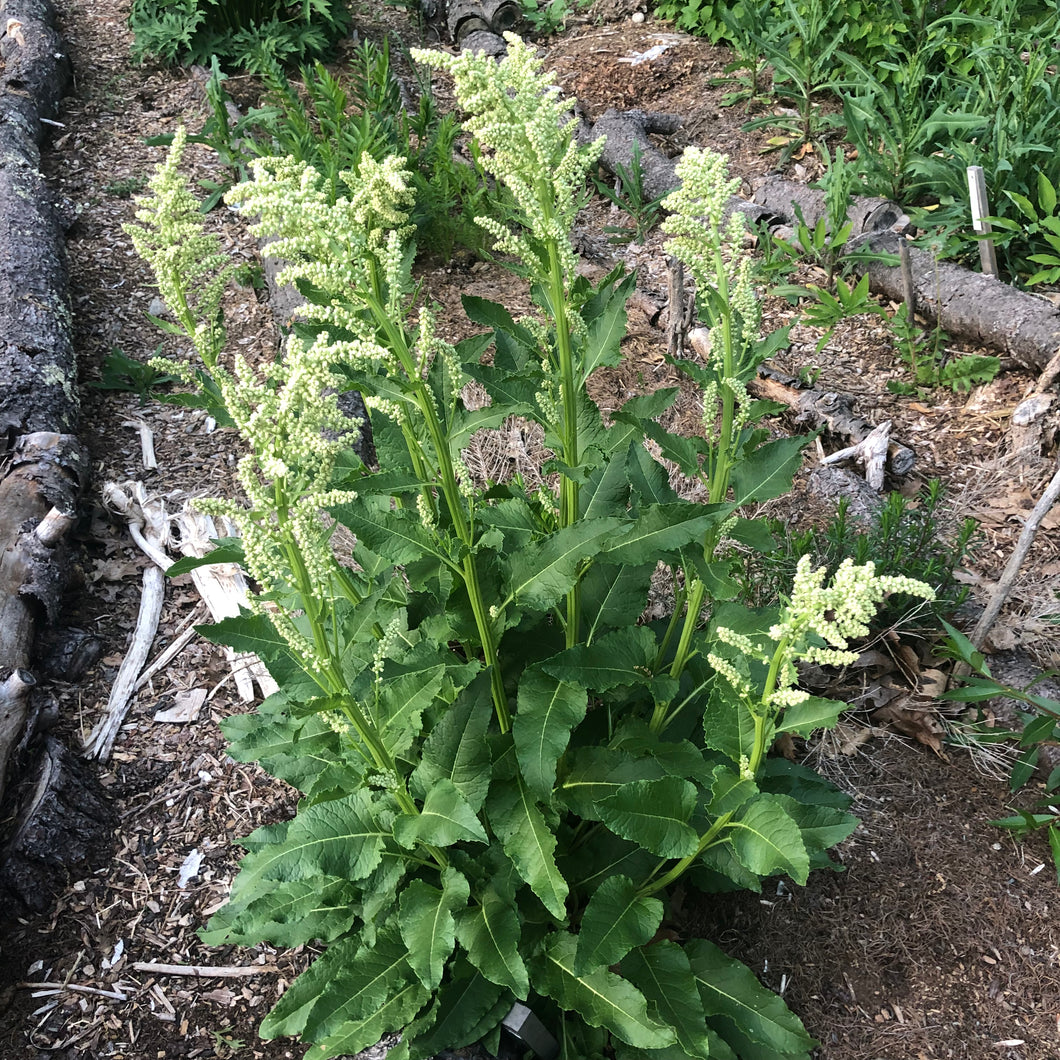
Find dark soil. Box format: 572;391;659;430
1;1;1059;1059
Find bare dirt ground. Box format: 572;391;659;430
1;1;1060;1059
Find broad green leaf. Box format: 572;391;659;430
373;662;446;759
580;562;653;640
394;779;489;849
228;789;391;902
448;403;528;450
597;777;699;858
774;695;844;736
478;498;542;552
603;503;730;566
196;611;290;660
358;856;408;948
507;518;627;611
770;794;858;854
333;504;455;570
613;388;679;425
703;686;762;766
200;877;358;947
304;976;431;1060
686;937;817;1059
412;673;493;811
622;939;713;1060
581;448;632;520
541;626;657;692
166;538;244;575
262;926;411;1041
455;885;530;997
611;721;714;784
513;670;588;800
557;746;667;820
531;932;675;1050
625;440;678;505
399;869;469;990
405;958;509;1060
574;875;662;975
581;269;636;378
728;795;810;885
709;765;758;816
487;776;569;919
731;436;808;505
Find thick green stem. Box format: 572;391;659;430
650;577;706;734
546;225;581;648
363;264;510;730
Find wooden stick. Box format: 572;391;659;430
18;981;129;1001
131;962;279;978
967;165;999;279
84;564;165;760
953;458;1060;683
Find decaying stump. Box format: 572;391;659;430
0;0;113;914
447;0;519;45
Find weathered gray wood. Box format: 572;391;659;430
0;0;76;437
0;0;110;920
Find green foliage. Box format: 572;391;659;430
942;623;1060;884
91;347;179;403
128;0;351;73
175;42;502;257
886;302;1000;393
520;0;591;37
986;172;1060;287
593;142;667;244
737;0;849;157
127;41;941;1060
751;480;977;636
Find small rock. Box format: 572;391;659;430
632;10;645;22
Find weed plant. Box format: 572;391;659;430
128;0;351;72
181;42;504;260
127;39;937;1060
747;482;977;638
943;625;1060;883
591;143;667;244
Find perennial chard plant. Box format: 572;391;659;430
130;38;935;1060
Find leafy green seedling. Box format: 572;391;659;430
91;347;178;404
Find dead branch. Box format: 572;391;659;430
131;961;280;978
747;370;915;481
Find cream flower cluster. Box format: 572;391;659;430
662;148;761;430
124;127;234;366
711;555;935;715
412;35;603;286
226;152;415;340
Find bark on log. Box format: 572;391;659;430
751;177;909;239
0;433;83;800
863;231;1060;375
0;1;112;919
0;737;115;916
447;0;519;44
0;0;76;437
580;109;773;227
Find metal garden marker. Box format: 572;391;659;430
967;165;1000;278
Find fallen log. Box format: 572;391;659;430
0;0;114;917
588;120;1060;374
0;433;83;800
746;177;1060;375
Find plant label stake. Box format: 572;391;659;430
501;1003;560;1060
967;165;999;279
